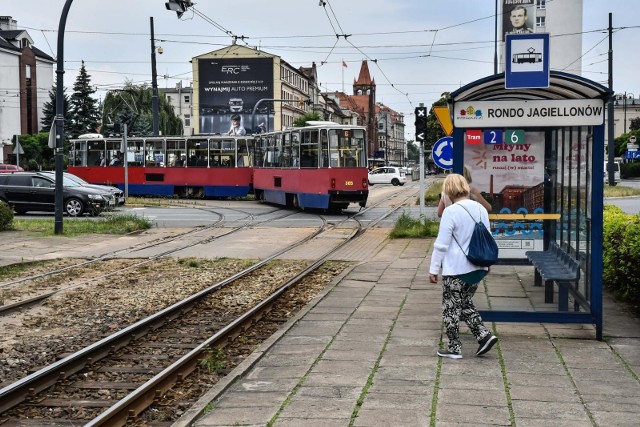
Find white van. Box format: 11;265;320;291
604;161;621;184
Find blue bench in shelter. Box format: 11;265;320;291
525;241;580;311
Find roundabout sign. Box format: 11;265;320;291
432;136;453;169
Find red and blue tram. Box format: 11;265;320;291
252;122;369;211
67;136;254;198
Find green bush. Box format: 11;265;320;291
621;162;640;179
603;205;640;304
0;201;14;231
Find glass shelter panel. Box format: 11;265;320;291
463;126;594;309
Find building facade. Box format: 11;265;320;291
159;81;193;136
0;16;54;163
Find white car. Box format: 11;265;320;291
368;166;406;186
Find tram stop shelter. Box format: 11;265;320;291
448;71;613;340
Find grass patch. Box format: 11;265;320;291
11;214;152;236
0;260;50;280
417;179;443;206
390;212;439;238
604;184;640;198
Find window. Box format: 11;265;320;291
184;114;191;127
536;0;546;9
25;64;31;79
184;95;190;103
167;96;172;103
536;16;546;27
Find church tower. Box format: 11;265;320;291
353;61;377;159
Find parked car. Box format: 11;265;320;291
40;171;125;206
0;171;113;216
0;164;24;173
368;166;407;186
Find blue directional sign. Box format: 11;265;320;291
505;33;550;89
432;136;453;170
625;151;640;160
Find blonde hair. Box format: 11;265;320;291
442;173;470;200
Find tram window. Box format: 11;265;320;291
167;138;186;167
273;134;283;167
126;140;144;166
145;139;165;167
73;141;88;166
300;130;318;168
187;138;207;167
282;133;292;167
320;130;331;168
88;140;106;166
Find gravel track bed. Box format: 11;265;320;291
0;257;256;385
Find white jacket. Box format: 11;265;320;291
429;199;490;276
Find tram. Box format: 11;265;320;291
252;122;369;211
67;135;254;198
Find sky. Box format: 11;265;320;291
3;0;639;140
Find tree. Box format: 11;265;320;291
406;140;419;161
629;117;640;131
40;85;73;133
14;133;55;171
69;61;101;137
101;81;183;136
293;112;321;127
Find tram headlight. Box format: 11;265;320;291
363;178;367;188
331;178;336;189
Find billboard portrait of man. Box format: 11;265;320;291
198;57;274;135
503;0;535;41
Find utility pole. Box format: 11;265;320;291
607;13;615;186
150;17;160;136
54;0;74;235
494;0;498;74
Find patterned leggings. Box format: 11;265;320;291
442;275;490;354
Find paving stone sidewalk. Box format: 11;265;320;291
178;236;640;427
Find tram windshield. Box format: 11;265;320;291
253;125;367;169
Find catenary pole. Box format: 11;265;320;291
54;0;75;234
607;13;615;186
150;17;160;136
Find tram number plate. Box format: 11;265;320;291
345;180;354;186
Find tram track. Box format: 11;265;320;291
0;207;298;315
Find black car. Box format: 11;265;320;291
0;172;112;216
40;171;125;206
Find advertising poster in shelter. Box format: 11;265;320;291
464;131;545;255
502;0;536;41
198;57;274;135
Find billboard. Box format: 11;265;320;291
198;57;274;135
502;0;535;41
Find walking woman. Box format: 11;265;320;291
429;173;498;359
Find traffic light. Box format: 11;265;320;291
415;106;428;142
165;0;193;18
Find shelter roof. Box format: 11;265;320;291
450;71;613;102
